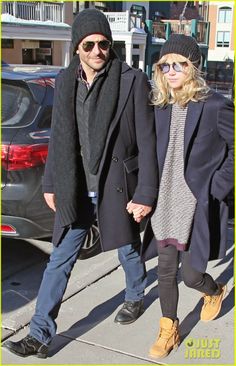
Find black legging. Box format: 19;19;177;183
158;245;219;320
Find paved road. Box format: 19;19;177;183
2;226;234;364
2;237;52;280
2;237;120;341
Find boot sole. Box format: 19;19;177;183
114;309;144;325
201;284;227;322
148;341;180;359
2;344;47;359
114;318;139;325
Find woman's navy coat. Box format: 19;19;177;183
43;62;158;251
142;92;234;273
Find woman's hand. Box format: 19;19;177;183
126;200;152;223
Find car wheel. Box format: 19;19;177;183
78;223;101;260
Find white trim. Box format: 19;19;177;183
2;23;71;41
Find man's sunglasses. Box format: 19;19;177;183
158;62;187;74
81;40;111;52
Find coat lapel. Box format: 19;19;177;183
106;67;135;141
184;101;204;158
155;105;172;174
99;66;135;173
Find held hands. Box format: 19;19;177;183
126;200;152;223
44;193;56;212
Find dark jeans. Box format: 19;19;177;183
30;218;146;344
158;245;218;320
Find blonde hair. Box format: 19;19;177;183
151;53;210;107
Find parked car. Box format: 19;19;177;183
1;65;100;259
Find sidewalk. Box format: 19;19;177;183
1;227;234;365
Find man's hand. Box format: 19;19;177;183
126;200;152;223
44;193;56;212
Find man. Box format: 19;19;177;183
3;9;157;358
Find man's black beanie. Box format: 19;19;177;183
160;34;201;64
72;9;113;53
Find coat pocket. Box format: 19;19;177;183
123;155;139;200
123;155;139;173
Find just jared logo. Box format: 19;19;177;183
184;337;221;359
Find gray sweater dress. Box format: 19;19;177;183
151;103;197;250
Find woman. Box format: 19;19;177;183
134;34;234;359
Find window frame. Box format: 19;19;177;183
218;6;232;23
216;31;230;48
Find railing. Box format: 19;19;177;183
104;11;143;32
207;81;233;99
169;20;192;36
152;22;167;39
197;21;208;43
2;4;143;32
152;20;209;44
1;1;64;23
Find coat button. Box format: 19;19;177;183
116;187;123;193
112;156;118;162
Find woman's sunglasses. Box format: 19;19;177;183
158;62;187;74
81;40;111;52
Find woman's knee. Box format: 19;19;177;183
182;271;204;289
158;260;179;284
181;252;204;289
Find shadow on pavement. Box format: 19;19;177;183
49;266;159;358
2;237;50;280
179;257;234;344
51;233;233;358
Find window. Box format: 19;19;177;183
217;31;230;47
218;7;232;23
2;82;38;127
207;60;234;84
39;40;52;48
187;1;195;8
2;39;14;49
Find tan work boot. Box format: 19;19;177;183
200;283;227;322
149;317;180;359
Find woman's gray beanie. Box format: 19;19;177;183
160;34;201;64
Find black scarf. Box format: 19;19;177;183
51;53;121;226
88;56;121;174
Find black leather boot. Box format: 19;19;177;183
2;335;48;358
114;300;144;324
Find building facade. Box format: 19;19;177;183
1;1;148;70
206;1;234;86
1;1;73;65
2;1;214;77
145;1;210;78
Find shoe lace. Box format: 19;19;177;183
203;294;218;306
23;335;33;344
23;335;44;350
20;336;36;351
123;301;140;310
159;327;173;340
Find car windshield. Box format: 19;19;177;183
2;82;39;127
